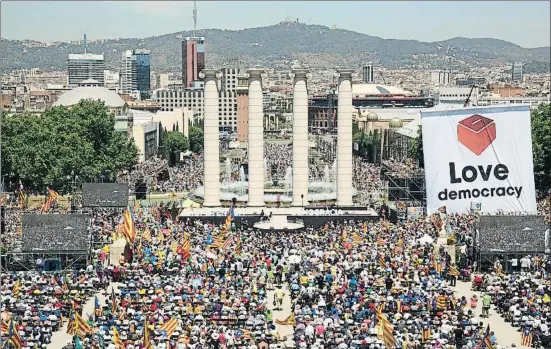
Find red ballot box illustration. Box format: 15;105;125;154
457;114;496;155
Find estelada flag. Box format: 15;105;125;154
422;325;431;343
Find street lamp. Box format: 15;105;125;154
66;171;80;210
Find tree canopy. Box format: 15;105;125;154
165;131;190;166
1;100;138;193
407;125;424;168
407;103;551;195
188;126;204;153
531;103;551;195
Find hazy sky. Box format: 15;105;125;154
2;1;550;48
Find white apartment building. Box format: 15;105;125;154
362;63;374;83
431;70;456;86
156;89;238;130
437;86;481;105
68;53;105;87
512;62;524;82
120;50;138;93
438;86;547;107
220;68;240;92
155;68;245;130
156;73;170;90
104;70;120;90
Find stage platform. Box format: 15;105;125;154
178;207;379;229
254;215;305;231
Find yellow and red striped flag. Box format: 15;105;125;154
142;226;152;241
143;316;153;349
209;235;226;248
275;313;296;326
234;233;242;255
40;189;59;213
378;313;396;349
1;320;9;334
6;319;23;349
159;317;179;337
121;207;135;244
221;236;233;250
112;326;125;349
12;280;21;298
378;254;386;268
74;312;91;339
448;265;460;277
351;232;363;244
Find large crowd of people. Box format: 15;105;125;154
116;155;204;195
2;136;550;349
382;160;425;178
7;197;550;349
114;143;390;209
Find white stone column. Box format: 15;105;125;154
337;70;354;206
247;69;265;207
202;69;221;207
291;69;310;207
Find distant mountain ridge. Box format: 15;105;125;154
1;22;549;73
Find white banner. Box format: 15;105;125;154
421;105;537;214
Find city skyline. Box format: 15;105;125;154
1;1;550;48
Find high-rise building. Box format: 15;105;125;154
430;70;455;86
362;63;374;83
220;68;240;92
512;62;524;82
68;53;105;87
120;49;151;98
135;50;151;98
181;37;205;88
120;51;137;94
236;75;249;142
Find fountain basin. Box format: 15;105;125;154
192;181;357;203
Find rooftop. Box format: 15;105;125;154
53;86;125;108
350;84;413;96
68;53;104;61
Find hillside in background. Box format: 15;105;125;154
1;22;549;73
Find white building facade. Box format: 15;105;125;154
68;53;105;87
156;89;238;131
120;50;138;93
362;63;374;84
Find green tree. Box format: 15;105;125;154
531;103;551;195
165;131;190;165
408;125;424;168
157;123;168;159
189;126;204;153
1;100;138;193
352;122;361;135
353;130;380;163
193;118;204;130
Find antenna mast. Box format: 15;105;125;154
193;0;198;37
